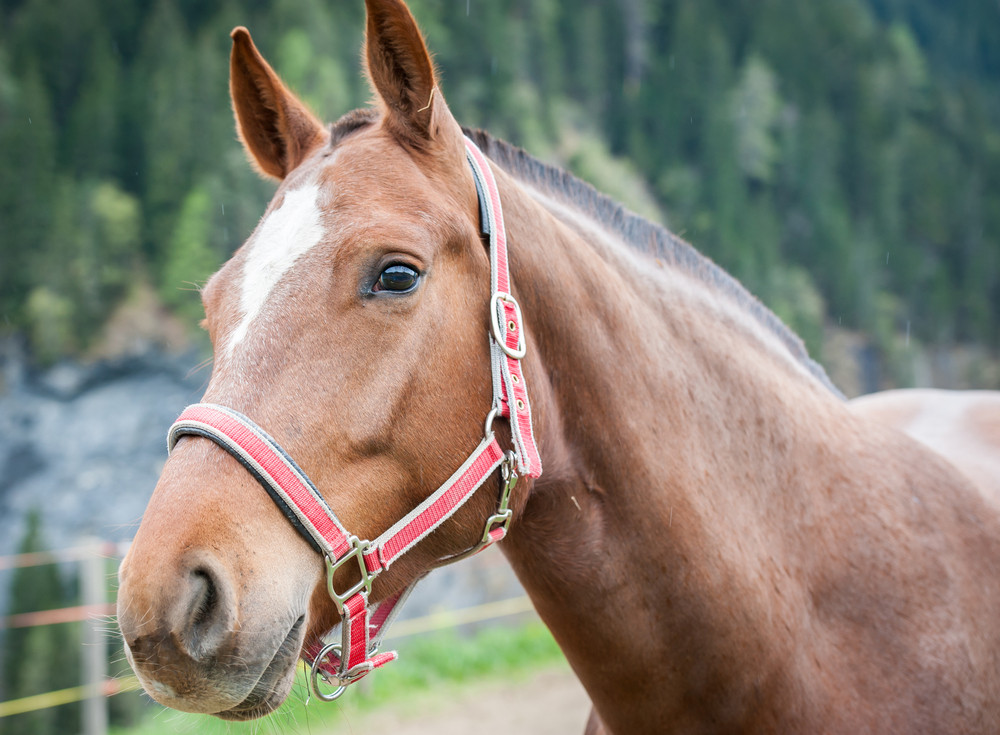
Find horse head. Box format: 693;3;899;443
116;0;538;718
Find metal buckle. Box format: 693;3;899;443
325;536;374;612
481;453;518;542
439;452;520;565
490;291;527;359
481;508;512;543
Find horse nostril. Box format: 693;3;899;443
124;634;150;663
189;568;218;628
176;562;235;662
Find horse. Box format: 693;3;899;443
116;0;1000;732
849;389;999;497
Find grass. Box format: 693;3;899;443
110;620;566;735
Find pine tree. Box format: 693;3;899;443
0;0;998;365
0;60;57;332
64;28;122;181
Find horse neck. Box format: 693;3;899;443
494;167;846;726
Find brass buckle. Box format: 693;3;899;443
325;536;374;612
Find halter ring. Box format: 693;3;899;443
310;643;348;701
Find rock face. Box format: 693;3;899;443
0;346;207;559
0;342;524;622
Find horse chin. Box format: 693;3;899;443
212;616;306;720
126;613;307;719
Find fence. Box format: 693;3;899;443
0;540;535;734
0;539;128;733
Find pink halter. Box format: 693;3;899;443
166;136;541;700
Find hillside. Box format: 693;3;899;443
0;0;997;381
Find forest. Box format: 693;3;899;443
0;0;998;379
0;3;999;732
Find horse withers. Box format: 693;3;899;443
116;0;1000;731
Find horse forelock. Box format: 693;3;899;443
462;128;842;398
329;108;379;147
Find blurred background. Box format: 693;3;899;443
0;0;998;733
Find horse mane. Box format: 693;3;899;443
328;109;840;397
463;128;843;398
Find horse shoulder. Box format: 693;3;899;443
849;389;1000;507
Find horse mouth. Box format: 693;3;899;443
214;615;305;721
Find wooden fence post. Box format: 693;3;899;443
81;538;108;735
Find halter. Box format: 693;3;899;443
166;136;541;700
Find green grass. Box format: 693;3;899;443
110;621;566;735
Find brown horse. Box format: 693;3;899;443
850;389;1000;504
117;1;1000;732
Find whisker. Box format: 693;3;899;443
187;355;215;378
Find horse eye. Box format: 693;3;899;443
377;264;419;293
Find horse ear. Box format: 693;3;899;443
364;0;461;152
229;27;326;179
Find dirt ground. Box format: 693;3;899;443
326;667;592;735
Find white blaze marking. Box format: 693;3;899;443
226;184;325;356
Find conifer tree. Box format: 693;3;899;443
0;0;997;366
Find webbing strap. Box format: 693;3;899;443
365;436;506;573
168;404;353;559
465;139;542;478
169;405;391;680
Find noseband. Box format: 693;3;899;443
166;137;541;700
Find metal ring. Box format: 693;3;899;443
490;291;527;359
310;643;347;702
484;406;500;437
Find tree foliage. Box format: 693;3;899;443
0;0;997;365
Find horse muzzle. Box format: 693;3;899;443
117;548;307;718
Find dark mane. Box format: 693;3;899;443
327;108;839;396
463;128;842;398
329;108;378;146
